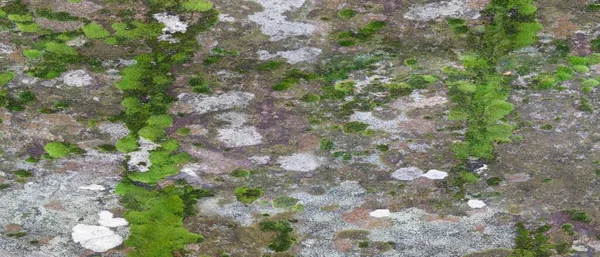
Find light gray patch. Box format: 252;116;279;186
404;0;482;21
61;70;93;88
391;167;424;181
278;152;321;172
0;43;13;54
257;47;322;64
248;0;317;41
127;138;160;172
217;126;263;147
174;91;255;115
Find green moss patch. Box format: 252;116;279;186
82;22;110;39
234;187;263;204
259;220;296;252
181;0;213;12
44;142;85;158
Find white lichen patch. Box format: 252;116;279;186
66;36;87;47
404;0;482;21
127;137;160;172
219;14;236;22
217;127;263;147
420;170;448;180
78;184;106;191
153;13;187;43
97;211;128;228
257;47;322;64
0;43;13;54
248;0;316;41
391;167;424;181
370;209;391;218
98;122;129;142
392;90;449;111
71;224;123;252
174;91;255;115
278;152;321;172
249;155;271;164
216;112;263;147
61;70;93;87
467;199;487;209
350;111;405;132
217;112;249;127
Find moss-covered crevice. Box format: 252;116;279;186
446;0;542;160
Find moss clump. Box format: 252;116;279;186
582;79;599;93
44;142;85;158
188;76;211;94
258;60;284;71
231;168;250;178
320;138;334;151
404;58;417;66
176;127;191;136
147;114;173;128
338;8;357;19
300;93;320;102
272;196;299;208
448;18;468;34
342;121;368;134
35;8;78;21
234;187;263;204
334;80;355;93
116;134;139;153
97;144;117;153
16;22;40;32
181;0;213;12
22;49;42;59
0;72;15;86
82;22;110;39
573;65;590;73
44;41;77;56
14;169;32;178
115;182;207;257
357;21;386;38
139;125;166;142
566;209;591;223
486;177;502;186
579;97;594;113
259;220;295;252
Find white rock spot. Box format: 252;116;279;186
217;126;263;147
219;14;236;22
127;137;160;172
62;70;93;87
78;184;105;191
350;111;406;132
391;167;424;181
467;199;486;209
71;224;123;252
475;164;488;174
97;211;128;228
404;0;482;21
248;0;316;41
0;43;13;54
153;13;188;43
420;170;448;180
370;209;391;218
176;91;255;115
249;155;271;164
278;153;321;172
257;47;322;64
